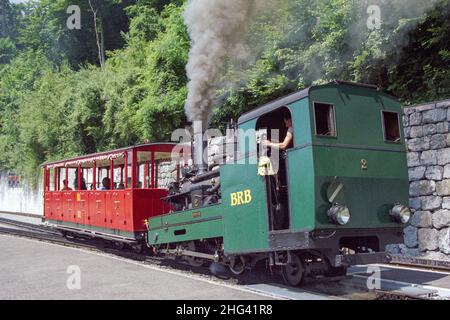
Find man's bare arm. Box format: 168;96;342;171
265;132;293;150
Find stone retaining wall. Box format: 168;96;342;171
401;100;450;260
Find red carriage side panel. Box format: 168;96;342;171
132;189;169;231
76;192;89;226
90;191;105;228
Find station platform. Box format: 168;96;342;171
0;235;272;300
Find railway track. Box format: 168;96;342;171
390;255;450;272
0;212;447;300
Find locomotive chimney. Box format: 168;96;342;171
193;120;207;174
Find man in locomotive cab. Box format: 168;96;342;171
263;111;294;151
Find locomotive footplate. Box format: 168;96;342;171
335;252;392;267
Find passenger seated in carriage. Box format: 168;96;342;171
100;177;111;190
61;179;72;191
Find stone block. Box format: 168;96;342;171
418;228;439;251
421;196;442;211
436;180;450;196
407;152;421;167
416;104;435;112
437;148;450;166
423;124;437;136
410;180;435;196
409;166;426;181
433;210;450;229
425;166;443;181
423;108;447;123
437;122;449;133
400;247;420;257
420;150;437;165
409;112;422;126
408;137;430;152
430;134;447;149
436;100;450;108
411;211;433;228
404;225;418;248
409;126;424;138
404;107;415;116
402;115;409;127
444;165;450;179
439;228;450;255
443;197;450;209
386;244;402;254
409;197;422;211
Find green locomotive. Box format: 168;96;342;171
146;81;410;285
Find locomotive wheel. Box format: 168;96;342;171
229;256;246;275
114;242;125;250
282;253;305;286
131;243;144;254
184;241;204;267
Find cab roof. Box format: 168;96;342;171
237;80;384;125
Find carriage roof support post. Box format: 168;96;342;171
56;168;60;191
124;152;128;189
77;165;82;190
65;167;68;190
144;161;149;189
53;169;57;192
44;168;48;192
93;161;97;190
110;159;114;190
131;149;137;189
151;152;155;189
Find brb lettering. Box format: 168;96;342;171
230;190;252;206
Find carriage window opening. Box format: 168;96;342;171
54;168;60;191
97;167;110;190
382;111;401;142
314;103;336;137
113;157;125;190
49;168;55;191
126;151;132;189
137;151;152;189
59;168;71;191
83;167;94;190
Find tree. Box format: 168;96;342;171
1;0;7;37
88;0;106;68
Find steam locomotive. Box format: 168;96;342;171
43;81;410;285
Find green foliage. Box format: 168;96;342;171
0;36;15;63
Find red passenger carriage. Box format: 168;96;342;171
42;143;183;245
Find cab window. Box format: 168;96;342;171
314;102;337;137
382;111;401;143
